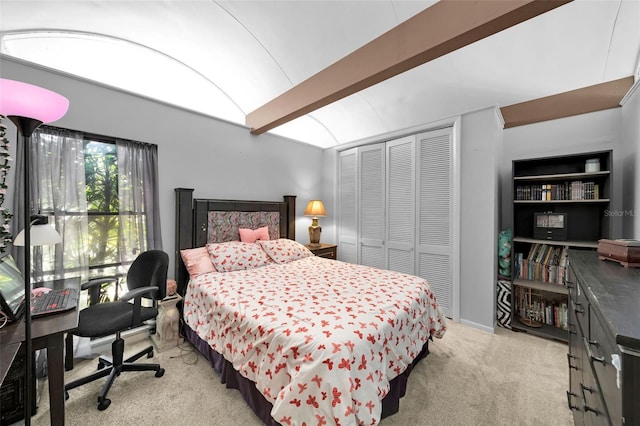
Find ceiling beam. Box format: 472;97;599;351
246;0;572;135
500;76;634;128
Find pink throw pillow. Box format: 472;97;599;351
180;247;217;277
239;226;270;243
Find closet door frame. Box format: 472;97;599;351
335;118;461;322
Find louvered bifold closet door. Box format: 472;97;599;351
416;127;453;318
338;149;358;263
358;144;385;269
386;136;415;275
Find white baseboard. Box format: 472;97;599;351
459;318;496;334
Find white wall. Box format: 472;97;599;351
459;107;502;332
621;81;640;238
500;108;624;238
0;57;325;277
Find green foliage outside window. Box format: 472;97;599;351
84;140;122;279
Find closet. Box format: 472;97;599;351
337;127;457;318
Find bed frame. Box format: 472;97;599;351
174;188;296;297
173;188;428;425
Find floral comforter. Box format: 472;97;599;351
184;256;446;426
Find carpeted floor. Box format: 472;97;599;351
32;320;573;426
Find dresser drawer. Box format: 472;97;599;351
306;244;337;259
567;305;585;423
589;309;622;425
580;357;611;426
571;280;589;338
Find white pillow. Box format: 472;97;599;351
206;241;272;272
257;239;313;264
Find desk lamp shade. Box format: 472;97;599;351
304;200;326;247
14;216;62;246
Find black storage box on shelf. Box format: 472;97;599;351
0;353;37;425
533;212;567;241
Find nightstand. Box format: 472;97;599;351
305;243;337;259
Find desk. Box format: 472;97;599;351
0;308;79;425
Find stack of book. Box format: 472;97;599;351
515;286;568;329
514;243;568;284
515;181;599;201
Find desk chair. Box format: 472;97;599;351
64;250;169;410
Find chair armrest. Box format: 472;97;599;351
81;277;119;306
120;285;159;325
119;286;159;302
81;277;119;291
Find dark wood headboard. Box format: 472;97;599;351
174;188;296;297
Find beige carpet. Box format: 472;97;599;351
32;321;572;426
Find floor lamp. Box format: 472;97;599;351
0;78;69;425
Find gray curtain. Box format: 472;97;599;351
116;139;162;266
30;127;89;284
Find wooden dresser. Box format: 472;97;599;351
567;250;640;425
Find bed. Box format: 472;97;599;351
174;189;446;426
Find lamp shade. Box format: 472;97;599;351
0;78;69;123
304;200;326;217
14;224;62;246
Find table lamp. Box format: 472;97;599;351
304;200;326;248
14;215;62;246
0;78;69;425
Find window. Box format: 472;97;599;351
84;139;123;281
27;127;162;305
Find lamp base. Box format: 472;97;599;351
308;223;322;248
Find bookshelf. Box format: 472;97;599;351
511;150;612;342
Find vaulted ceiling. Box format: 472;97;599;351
1;0;639;148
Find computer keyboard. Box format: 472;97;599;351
30;288;79;317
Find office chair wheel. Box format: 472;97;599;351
155;368;165;378
98;398;111;411
147;350;154;358
65;391;69;400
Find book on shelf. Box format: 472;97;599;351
515;243;568;285
515;182;600;201
515;286;568;330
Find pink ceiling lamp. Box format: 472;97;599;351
0;78;69;136
0;78;68;426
